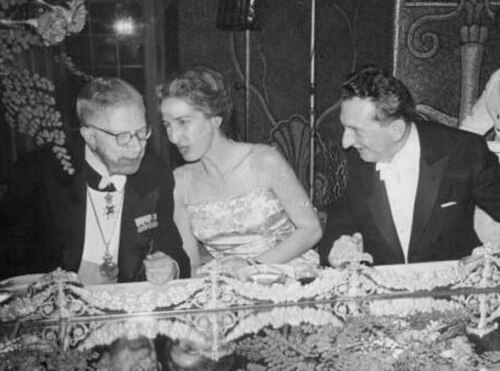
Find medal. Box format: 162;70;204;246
100;254;119;280
88;188;123;281
104;192;115;217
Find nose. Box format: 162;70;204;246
342;128;355;149
127;134;145;154
166;125;181;145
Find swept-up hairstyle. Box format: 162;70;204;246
158;66;234;134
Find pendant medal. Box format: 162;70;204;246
87;188;122;281
100;254;119;280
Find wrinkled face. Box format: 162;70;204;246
160;97;219;162
82;104;147;175
340;97;398;163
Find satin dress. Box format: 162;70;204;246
177;144;319;269
187;187;318;265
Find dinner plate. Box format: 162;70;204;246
0;273;45;293
238;265;288;285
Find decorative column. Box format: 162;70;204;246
406;0;496;125
459;0;493;124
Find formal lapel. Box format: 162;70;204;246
118;181;142;280
365;164;404;259
409;122;449;257
118;167;160;281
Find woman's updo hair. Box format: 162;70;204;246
158;66;234;132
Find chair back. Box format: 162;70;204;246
269;115;347;209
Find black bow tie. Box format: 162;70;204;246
85;163;116;192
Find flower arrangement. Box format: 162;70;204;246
0;0;88;174
235;311;500;371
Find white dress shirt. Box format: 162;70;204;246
79;147;127;284
376;123;421;263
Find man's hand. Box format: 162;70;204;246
143;251;179;285
487;140;500;162
328;233;364;268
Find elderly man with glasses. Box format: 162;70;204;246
0;77;190;284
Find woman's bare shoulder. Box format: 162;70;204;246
251;143;288;169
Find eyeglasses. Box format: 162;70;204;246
87;124;152;146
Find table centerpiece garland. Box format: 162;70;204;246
2;243;500;321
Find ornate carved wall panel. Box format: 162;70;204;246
394;0;500;126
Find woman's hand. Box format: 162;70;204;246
218;256;250;277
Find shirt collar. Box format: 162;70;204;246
85;146;127;191
377;122;420;171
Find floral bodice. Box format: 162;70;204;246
186;187;318;265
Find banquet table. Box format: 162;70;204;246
2;248;500;370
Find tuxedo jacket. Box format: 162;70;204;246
318;120;500;266
0;139;190;281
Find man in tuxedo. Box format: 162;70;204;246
318;66;500;266
0;77;190;284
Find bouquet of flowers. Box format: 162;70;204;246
0;0;88;174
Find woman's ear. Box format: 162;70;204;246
210;116;223;129
80;126;97;150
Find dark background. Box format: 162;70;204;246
1;0;499;205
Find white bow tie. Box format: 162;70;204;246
99;174;127;191
376;162;400;183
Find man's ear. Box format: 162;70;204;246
80;126;97;150
390;119;407;141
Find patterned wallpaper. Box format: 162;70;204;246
177;0;394;144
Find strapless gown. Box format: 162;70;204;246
186;187;319;266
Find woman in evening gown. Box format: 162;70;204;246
158;66;323;275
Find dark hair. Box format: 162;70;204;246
158;66;234;135
76;77;145;127
341;66;416;125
